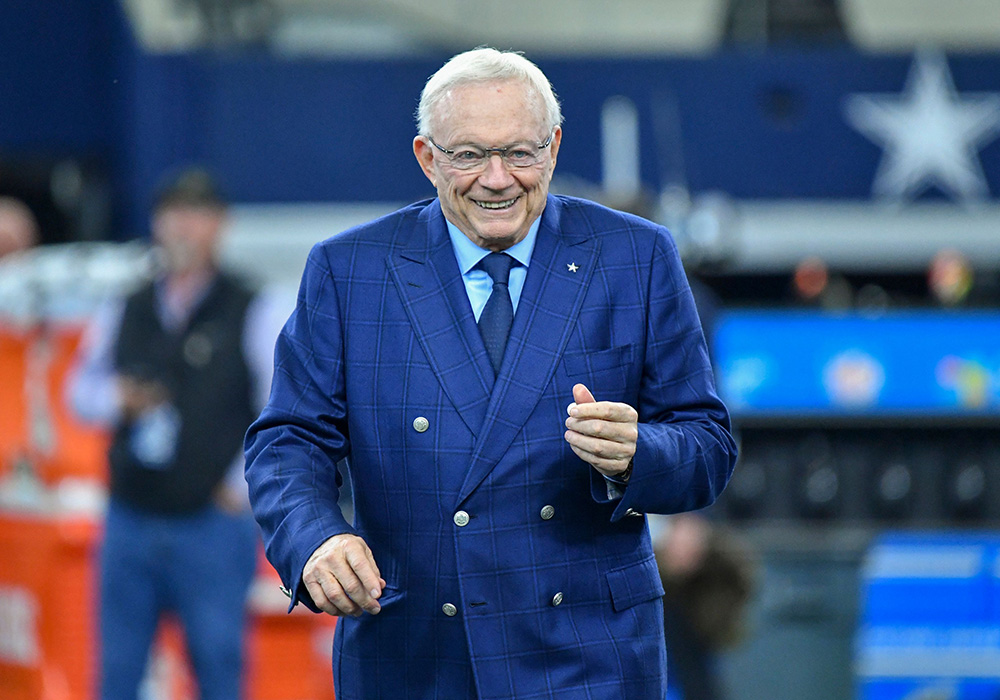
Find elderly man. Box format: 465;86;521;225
246;48;737;699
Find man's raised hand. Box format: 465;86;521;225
564;383;638;479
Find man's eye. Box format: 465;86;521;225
508;149;534;160
453;149;482;161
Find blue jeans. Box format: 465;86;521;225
98;499;258;700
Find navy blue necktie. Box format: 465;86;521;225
477;252;516;375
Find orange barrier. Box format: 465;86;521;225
247;564;338;700
0;512;338;700
0;327;29;473
0;514;98;700
0;322;109;486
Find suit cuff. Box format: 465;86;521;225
603;474;626;500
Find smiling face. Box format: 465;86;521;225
413;80;561;252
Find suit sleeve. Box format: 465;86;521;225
244;243;355;612
598;229;738;521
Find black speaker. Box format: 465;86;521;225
867;438;916;521
796;432;840;520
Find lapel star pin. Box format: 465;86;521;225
567;262;579;273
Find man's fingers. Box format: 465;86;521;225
329;549;382;614
363;547;384;598
318;577;362;617
564;394;637;475
567;444;630;476
343;546;383;604
302;533;385;616
572;383;596;405
568;400;637;423
304;576;360;617
564;429;636;462
565;416;638;444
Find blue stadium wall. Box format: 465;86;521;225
2;1;999;238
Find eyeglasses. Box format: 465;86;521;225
427;132;555;171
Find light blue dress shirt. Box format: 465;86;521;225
445;217;540;321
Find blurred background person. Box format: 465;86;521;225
0;196;40;259
654;514;757;700
66;167;280;700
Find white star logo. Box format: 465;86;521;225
844;49;1000;203
567;262;579;273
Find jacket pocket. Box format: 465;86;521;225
563;343;635;377
606;556;665;613
377;585;405;607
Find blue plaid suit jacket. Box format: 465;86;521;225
245;195;737;700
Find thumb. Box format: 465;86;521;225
573;383;596;404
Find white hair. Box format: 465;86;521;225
416;47;563;137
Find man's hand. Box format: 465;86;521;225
116;376;169;420
213;482;250;514
302;534;386;617
564;383;638;479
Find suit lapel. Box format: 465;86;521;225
385;201;494;436
457;196;601;504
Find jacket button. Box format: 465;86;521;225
412;416;429;432
551;592;564;607
540;505;555;520
442;603;458;617
453;511;470;527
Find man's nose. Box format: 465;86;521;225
478;154;514;188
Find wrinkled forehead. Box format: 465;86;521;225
429;79;549;144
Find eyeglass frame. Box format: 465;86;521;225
425;131;556;171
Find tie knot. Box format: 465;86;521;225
479;252;516;285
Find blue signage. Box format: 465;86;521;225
856;533;1000;699
714;311;1000;417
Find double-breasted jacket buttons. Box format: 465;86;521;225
551;592;564;607
453;511;470;527
540;505;555;520
412;416;429;432
442;603;458;617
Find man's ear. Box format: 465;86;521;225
548;126;562;171
413;136;437;187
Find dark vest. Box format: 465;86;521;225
109;273;256;514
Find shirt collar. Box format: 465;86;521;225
445;216;541;274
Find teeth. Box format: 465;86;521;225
476;198;517;210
